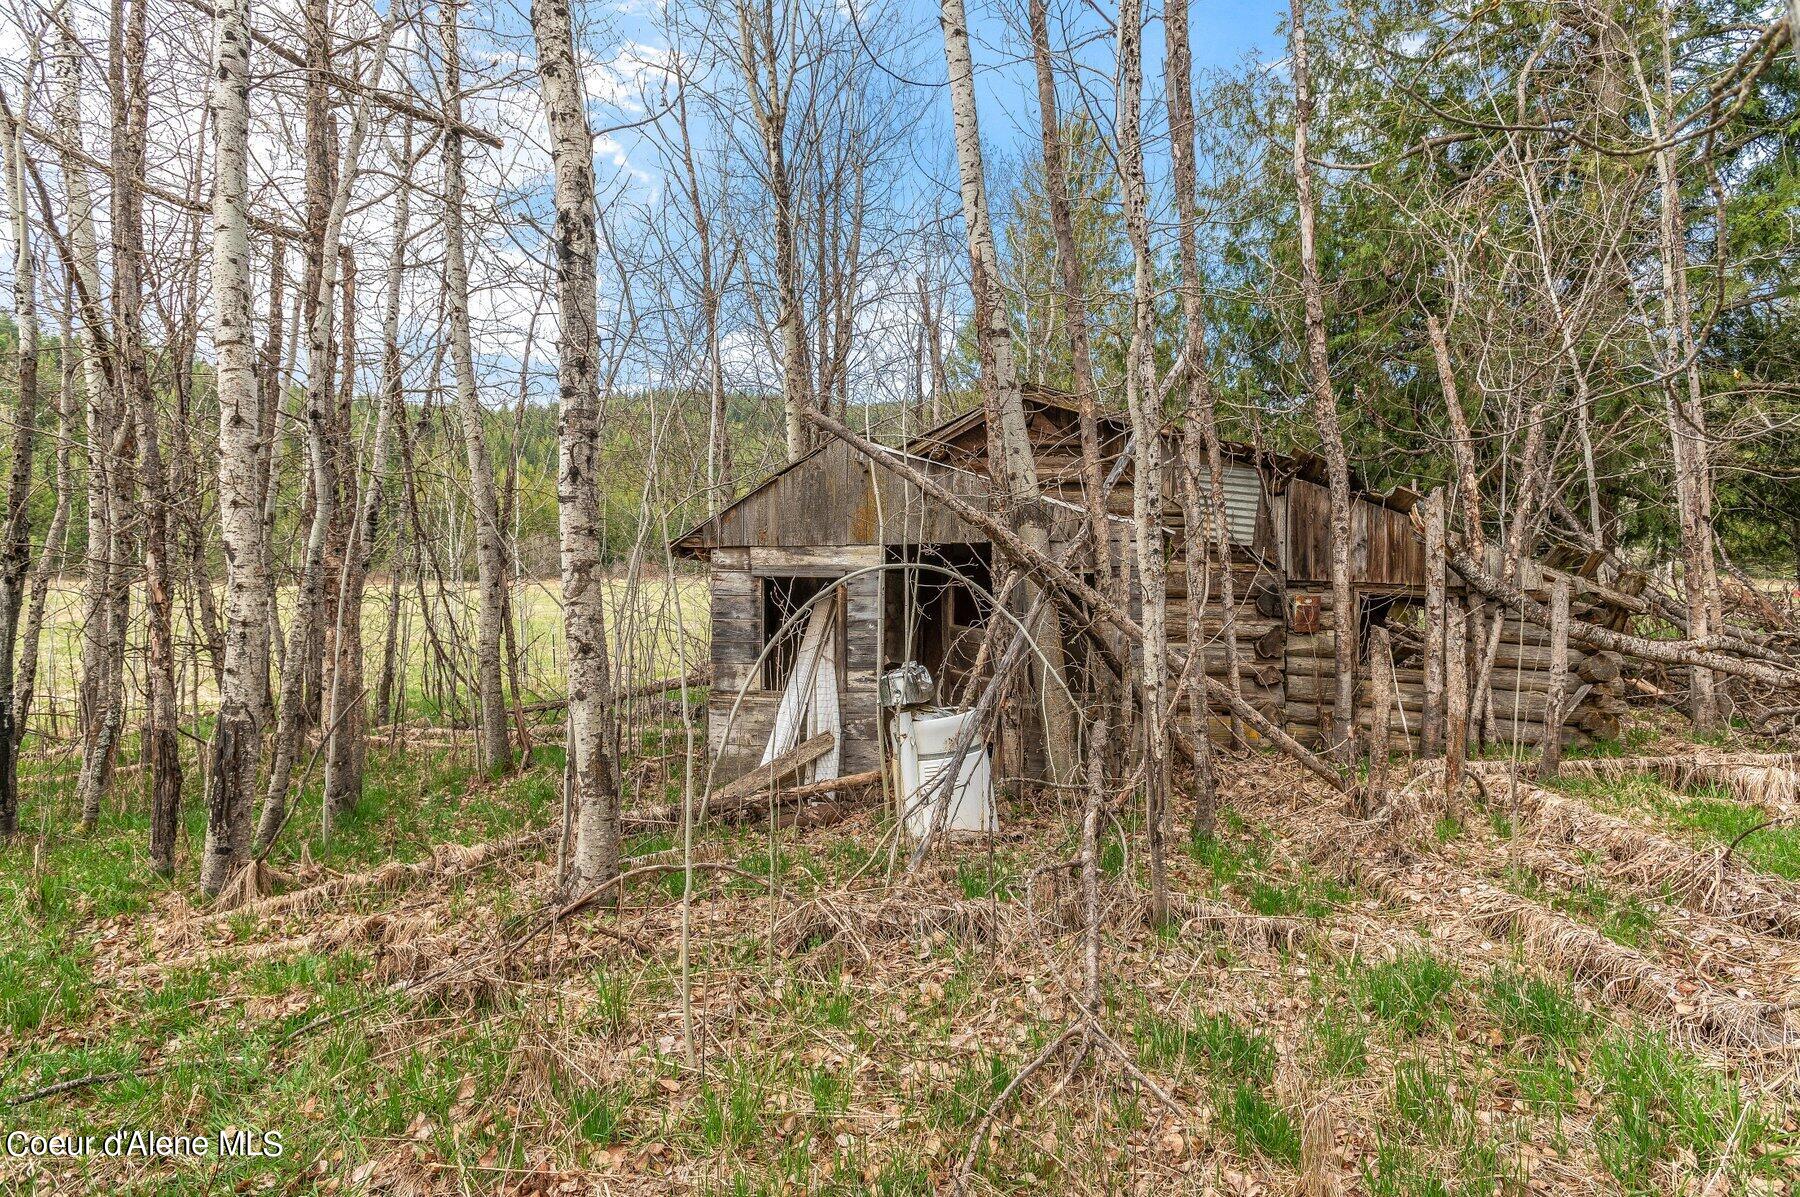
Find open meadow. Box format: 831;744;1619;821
18;573;708;744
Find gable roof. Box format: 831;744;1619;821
672;386;1421;557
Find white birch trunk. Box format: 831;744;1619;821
201;0;265;895
0;78;41;836
1289;0;1358;762
533;0;622;893
1114;0;1168;920
1166;0;1245;752
54;25;122;831
939;0;1076;783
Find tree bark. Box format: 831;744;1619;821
1537;578;1570;778
1114;0;1168;922
318;129;412;824
1643;6;1723;734
1288;0;1357;762
54;22;123;833
440;2;511;776
1167;0;1245;749
14;288;77;744
736;0;812;462
110;0;183;874
0;79;42;837
1420;489;1447;757
533;0;623;895
1028;0;1112;591
201;0;264;896
1444;600;1468;809
940;0;1077;784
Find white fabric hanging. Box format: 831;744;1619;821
761;597;842;783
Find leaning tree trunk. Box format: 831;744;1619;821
441;3;511;776
534;0;623;894
200;0;266;896
940;0;1077;785
0;86;42;837
1289;0;1357;762
1029;0;1114;596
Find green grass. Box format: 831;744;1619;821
1218;1080;1301;1165
955;856;1020;901
1591;1030;1774;1194
1350;950;1462;1036
696;1064;770;1149
1552;773;1800;880
1392;1055;1469;1144
1482;972;1590;1052
927;1054;1013;1130
1132;1008;1274;1083
1310;1008;1369;1077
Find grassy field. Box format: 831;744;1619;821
23;572;708;734
3;717;1796;1195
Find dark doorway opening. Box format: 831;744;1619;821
882;544;994;702
761;575;835;692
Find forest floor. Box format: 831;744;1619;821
3;713;1799;1196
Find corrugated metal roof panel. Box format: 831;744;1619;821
1222;463;1260;546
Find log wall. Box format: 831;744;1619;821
1282;587;1627;754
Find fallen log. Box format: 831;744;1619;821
1445;537;1800;690
521;668;713;715
624;769;883;831
201;827;556;921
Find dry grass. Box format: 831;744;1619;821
1554;753;1800;817
9;743;1799;1195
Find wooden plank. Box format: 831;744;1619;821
711;732;836;805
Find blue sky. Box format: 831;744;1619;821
578;0;1288;209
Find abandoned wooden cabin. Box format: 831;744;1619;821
672;389;1629;786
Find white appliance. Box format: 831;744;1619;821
891;706;995;840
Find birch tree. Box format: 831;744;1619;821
1027;0;1112;592
441;0;512;774
1113;0;1169;920
939;0;1076;784
1288;0;1357;761
0;60;40;837
1165;0;1242;826
110;0;183;872
201;0;264;896
533;0;624;893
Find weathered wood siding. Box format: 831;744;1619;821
706;545;883;785
681;440;997;550
1273;479;1426;587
